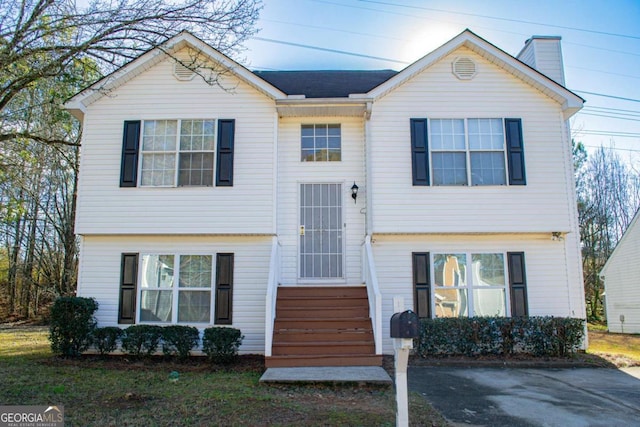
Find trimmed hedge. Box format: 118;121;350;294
202;327;244;364
121;325;164;357
162;325;200;359
49;297;98;357
92;327;124;355
415;316;585;358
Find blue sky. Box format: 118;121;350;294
243;0;640;160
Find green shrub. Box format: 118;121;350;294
162;325;200;360
92;327;124;355
49;297;98;357
202;327;244;364
121;325;163;357
415;316;585;358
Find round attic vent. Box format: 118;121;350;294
452;57;477;80
173;62;196;81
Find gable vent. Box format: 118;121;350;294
173;62;196;81
452;57;477;80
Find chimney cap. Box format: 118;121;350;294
524;35;562;45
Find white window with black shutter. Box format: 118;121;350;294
119;119;235;188
118;252;234;325
412;251;528;319
410;118;525;186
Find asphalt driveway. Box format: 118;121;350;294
408;366;640;427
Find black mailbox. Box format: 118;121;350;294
390;310;419;338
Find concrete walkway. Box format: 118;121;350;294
259;366;392;384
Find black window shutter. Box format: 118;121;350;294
215;253;234;324
505;118;526;185
119;253;139;324
412;252;431;319
507;252;529;317
216;119;235;186
410;118;430;186
120;121;141;187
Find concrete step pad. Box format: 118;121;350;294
259;366;392;385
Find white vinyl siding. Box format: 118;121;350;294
77;235;271;353
75;49;276;235
369;46;573;234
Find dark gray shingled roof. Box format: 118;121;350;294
253;70;399;98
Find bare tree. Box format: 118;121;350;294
574;142;640;321
1;0;262;146
0;0;262;319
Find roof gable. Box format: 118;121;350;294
367;29;584;120
64;31;286;119
600;208;640;277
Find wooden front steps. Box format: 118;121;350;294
266;286;381;368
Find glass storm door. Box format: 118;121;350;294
299;183;343;279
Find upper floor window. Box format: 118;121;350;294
140;119;215;187
119;119;235;188
301;124;341;162
431;118;506;186
411;118;525;187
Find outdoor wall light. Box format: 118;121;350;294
351;182;359;204
551;232;564;242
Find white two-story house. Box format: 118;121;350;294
65;29;586;367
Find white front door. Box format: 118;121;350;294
299;183;344;279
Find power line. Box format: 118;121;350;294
252;37;410;64
572;90;640;103
564;41;640;58
585;106;640;115
262;18;409;42
357;0;640;40
582;144;640;153
577;130;640;138
567;66;640;81
579;112;640;122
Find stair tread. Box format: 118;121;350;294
273;341;374;346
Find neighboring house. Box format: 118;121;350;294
600;210;640;333
64;29;586;367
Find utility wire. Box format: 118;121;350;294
582;144;640;152
252;37;410;64
578;112;640;122
572;90;640;103
578;130;640;137
357;0;640;40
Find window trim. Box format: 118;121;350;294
138;119;216;188
429;118;509;186
430;251;512;318
136;252;215;325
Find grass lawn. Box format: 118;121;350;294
0;327;448;427
587;324;640;366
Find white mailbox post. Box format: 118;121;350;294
391;297;419;427
393;336;413;427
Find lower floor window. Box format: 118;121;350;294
433;253;507;318
140;254;212;323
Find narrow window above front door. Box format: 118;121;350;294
301;124;341;162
